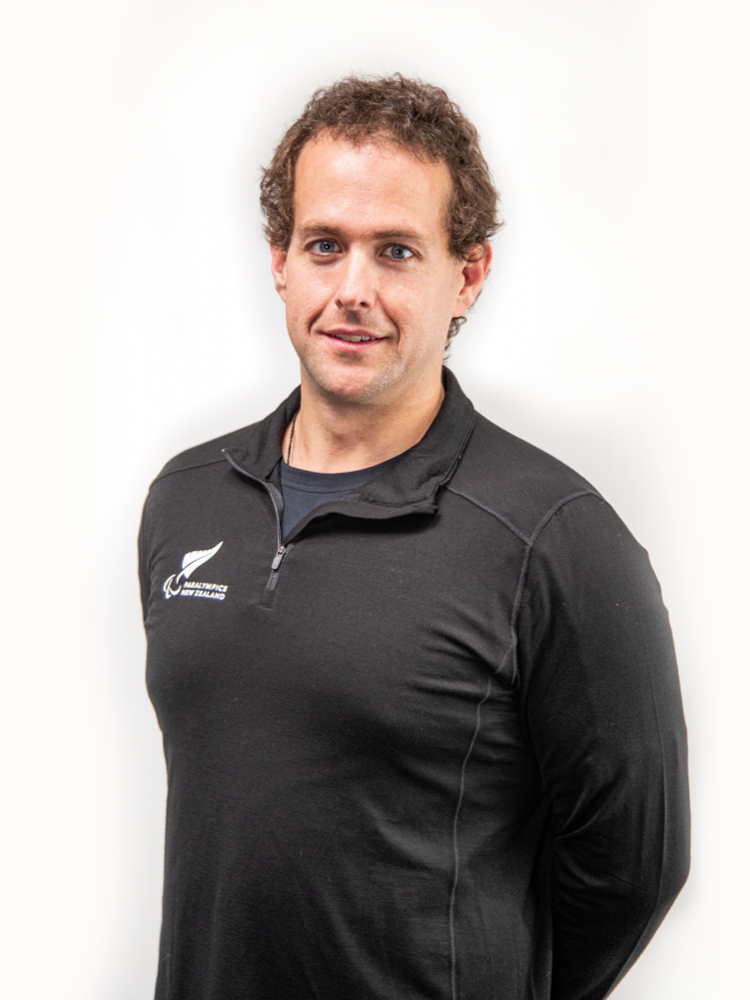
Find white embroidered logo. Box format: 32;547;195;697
163;542;228;601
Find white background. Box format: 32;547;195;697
1;1;747;996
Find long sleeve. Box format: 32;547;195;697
138;494;152;624
516;494;690;1000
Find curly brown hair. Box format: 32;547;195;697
260;74;502;344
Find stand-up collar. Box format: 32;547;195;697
223;367;476;515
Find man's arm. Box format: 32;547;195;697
516;494;690;1000
138;496;152;622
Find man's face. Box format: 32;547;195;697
270;133;489;407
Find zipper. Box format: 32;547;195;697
222;449;293;606
261;543;294;606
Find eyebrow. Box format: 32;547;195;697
373;229;424;242
296;223;427;244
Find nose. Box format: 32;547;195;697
334;249;376;312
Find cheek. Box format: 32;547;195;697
384;267;434;310
389;271;457;326
286;269;331;325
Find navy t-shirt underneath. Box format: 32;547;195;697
280;450;409;537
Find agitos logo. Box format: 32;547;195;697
163;542;228;601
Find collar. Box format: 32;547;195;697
223;367;476;519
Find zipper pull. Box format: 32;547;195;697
271;546;286;571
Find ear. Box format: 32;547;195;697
270;245;289;302
452;242;493;318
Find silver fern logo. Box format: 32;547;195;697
163;542;227;600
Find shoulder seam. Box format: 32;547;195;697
153;455;227;485
504;490;600;687
445;486;532;545
445;486;600;548
528;489;600;545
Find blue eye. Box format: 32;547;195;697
312;240;338;254
386;245;413;260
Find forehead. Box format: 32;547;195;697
292;133;452;238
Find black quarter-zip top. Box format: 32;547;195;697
139;368;689;1000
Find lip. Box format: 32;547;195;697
318;329;387;351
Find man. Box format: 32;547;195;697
139;75;689;1000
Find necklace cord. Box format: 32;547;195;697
286;411;298;466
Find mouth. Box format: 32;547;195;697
319;329;386;350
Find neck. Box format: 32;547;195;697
283;370;446;473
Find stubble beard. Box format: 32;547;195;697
298;342;410;410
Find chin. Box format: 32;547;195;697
301;355;403;405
